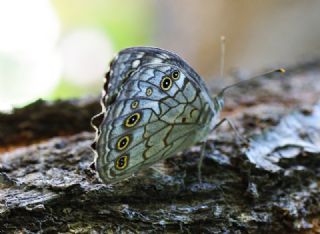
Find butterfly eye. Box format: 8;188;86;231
146;87;153;96
131;100;139;109
115;155;129;170
116;135;130;151
161;77;173;91
125;112;141;128
171;70;180;80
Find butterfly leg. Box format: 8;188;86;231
213;118;249;145
150;162;168;176
197;141;207;184
149;161;177;182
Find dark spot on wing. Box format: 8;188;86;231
104;71;110;93
89;162;96;170
107;94;117;105
91;141;96;150
91;112;105;130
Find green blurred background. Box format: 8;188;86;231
51;0;154;99
1;0;320;111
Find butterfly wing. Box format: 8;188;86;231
93;47;217;184
102;47;213;108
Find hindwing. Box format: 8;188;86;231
93;47;216;183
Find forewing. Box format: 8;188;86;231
102;47;211;107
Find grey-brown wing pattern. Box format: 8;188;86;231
93;47;218;184
102;47;212;107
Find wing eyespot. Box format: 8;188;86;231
124;112;141;128
115;155;129;170
116;135;130;151
131;100;139;109
171;70;180;80
146;87;153;96
160;76;173;91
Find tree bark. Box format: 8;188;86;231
0;62;319;233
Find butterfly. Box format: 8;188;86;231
91;46;284;184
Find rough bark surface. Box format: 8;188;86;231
0;62;320;233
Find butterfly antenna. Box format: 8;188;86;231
220;36;226;80
218;68;286;98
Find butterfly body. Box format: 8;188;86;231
92;47;224;184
